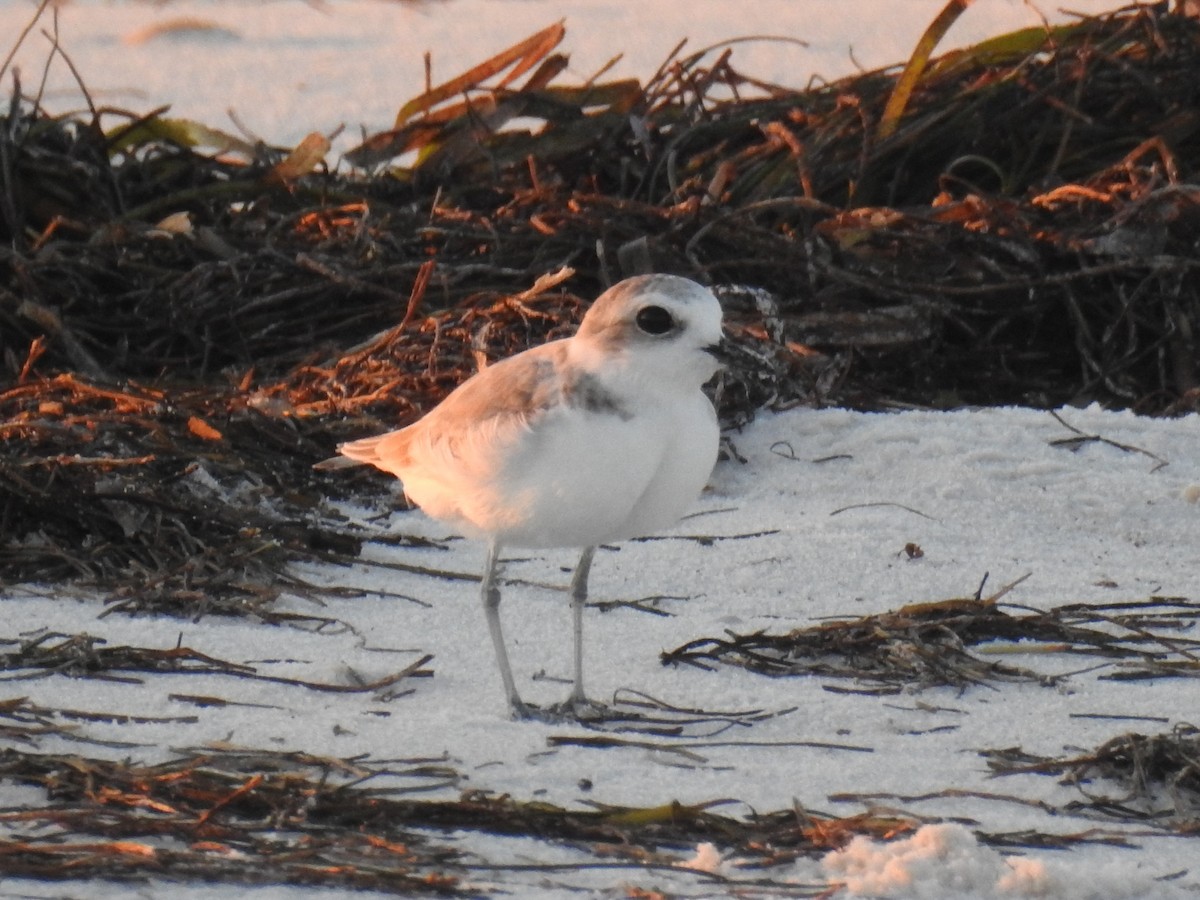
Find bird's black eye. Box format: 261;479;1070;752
635;305;674;335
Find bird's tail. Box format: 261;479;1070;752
312;454;367;471
313;433;394;472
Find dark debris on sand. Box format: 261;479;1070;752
661;594;1200;690
0;740;922;890
985;723;1200;831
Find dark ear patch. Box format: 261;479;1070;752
635;305;674;335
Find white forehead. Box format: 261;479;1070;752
576;274;723;347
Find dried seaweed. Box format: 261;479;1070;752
0;747;466;892
0;695;191;749
3;4;1200;607
4;6;1199;395
0;630;434;695
661;596;1200;689
0;373;367;611
543;687;799;738
2;8;1196;891
0;744;915;888
984;724;1200;831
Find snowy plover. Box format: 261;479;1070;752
318;274;725;719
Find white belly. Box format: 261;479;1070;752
401;392;718;549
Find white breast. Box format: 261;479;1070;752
401;388;716;549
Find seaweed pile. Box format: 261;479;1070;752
0;741;916;892
661;594;1200;690
3;4;1200;604
986;723;1200;830
4;723;1191;890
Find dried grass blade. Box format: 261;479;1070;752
539;78;644;113
268;132;332;185
926;23;1078;79
498;29;567;89
392;20;565;128
878;0;974;140
516;52;569;93
106;114;257;158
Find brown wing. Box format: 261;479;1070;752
320;340;571;478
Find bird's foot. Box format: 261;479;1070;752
507;695;535;720
559;696;609;724
546;693;610;723
507;694;610;723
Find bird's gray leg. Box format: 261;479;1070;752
567;546;597;706
482;541;530;718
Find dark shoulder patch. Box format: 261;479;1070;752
564;371;632;420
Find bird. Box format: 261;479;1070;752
316;274;725;720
